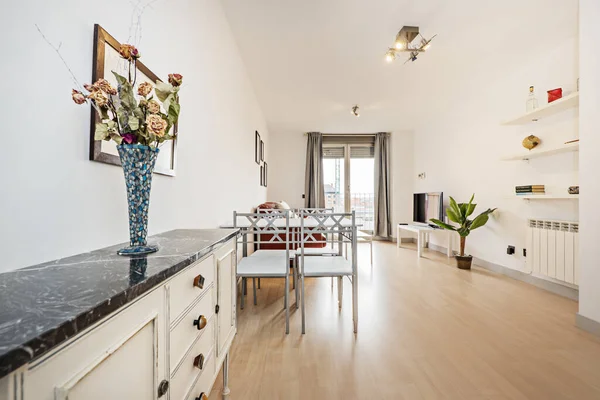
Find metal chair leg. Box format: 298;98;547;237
253;278;257;306
294;258;299;309
285;274;290;334
243;277;247;295
337;276;343;309
301;274;306;334
258;278;261;289
241;278;245;310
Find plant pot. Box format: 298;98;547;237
116;144;160;256
455;255;473;270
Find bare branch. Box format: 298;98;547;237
35;24;84;92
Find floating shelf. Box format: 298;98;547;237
501;142;579;161
502;92;579;126
517;194;579;200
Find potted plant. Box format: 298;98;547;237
71;43;182;256
430;195;496;270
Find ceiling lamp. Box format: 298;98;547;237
385;26;436;64
351;105;360;117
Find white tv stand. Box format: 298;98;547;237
397;224;454;258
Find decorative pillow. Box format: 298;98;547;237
278;201;291;210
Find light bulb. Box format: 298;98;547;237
395;41;404;50
423;43;431;50
385;51;395;63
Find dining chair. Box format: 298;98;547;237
234;209;292;334
298;210;358;334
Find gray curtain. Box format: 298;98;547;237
304;132;325;208
374;132;391;238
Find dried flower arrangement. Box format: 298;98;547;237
71;43;182;147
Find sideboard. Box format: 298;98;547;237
0;229;238;400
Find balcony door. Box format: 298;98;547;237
323;141;375;232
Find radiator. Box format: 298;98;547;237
526;219;579;286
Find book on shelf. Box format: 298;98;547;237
515;185;545;191
516;192;545;196
516;189;545;193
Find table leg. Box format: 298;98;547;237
417;231;422;258
222;353;231;398
397;225;401;248
447;232;452;258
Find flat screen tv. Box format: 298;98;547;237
413;192;444;226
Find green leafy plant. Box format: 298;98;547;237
430;194;496;257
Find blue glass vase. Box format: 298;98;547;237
116;144;160;256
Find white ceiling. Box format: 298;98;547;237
221;0;578;134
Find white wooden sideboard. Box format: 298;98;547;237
0;231;237;400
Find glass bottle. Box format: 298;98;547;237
526;86;539;112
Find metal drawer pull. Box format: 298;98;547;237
193;353;205;369
193;315;207;330
195;393;208;400
193;274;205;289
157;380;169;397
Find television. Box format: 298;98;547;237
413;192;444;227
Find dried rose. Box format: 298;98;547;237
83;83;95;92
139;98;148;108
72;89;86;105
147;99;161;114
122;133;137;144
168;73;183;87
94;79;117;95
119;44;140;60
146;114;167;137
88;90;108;107
137;82;153;97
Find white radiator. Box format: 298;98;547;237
526;219;579;286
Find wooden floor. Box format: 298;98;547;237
210;242;600;399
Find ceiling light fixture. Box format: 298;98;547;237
351;105;360;117
385;26;436;64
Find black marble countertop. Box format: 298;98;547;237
0;229;238;378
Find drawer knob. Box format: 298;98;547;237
195;393;208;400
193;274;205;289
157;380;169;397
193;315;207;330
193;353;205;369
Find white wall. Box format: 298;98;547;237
578;0;600;324
0;0;268;272
411;1;579;271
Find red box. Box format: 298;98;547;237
547;88;563;103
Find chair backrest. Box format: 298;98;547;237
293;207;334;215
233;209;291;251
298;210;355;249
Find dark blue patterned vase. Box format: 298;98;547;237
116;144;159;256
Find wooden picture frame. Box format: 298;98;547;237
255;131;261;165
90;24;177;176
260;140;265;162
260;165;264;186
263;162;268;187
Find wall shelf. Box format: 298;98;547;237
517;194;579;200
501;142;579;161
502;92;579;126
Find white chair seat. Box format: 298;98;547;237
301;256;353;277
237;250;289;277
296;247;340;256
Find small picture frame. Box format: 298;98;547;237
263;162;268;187
260;140;265;161
255;131;261;165
260;165;264;186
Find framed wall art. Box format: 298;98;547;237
90;24;177;176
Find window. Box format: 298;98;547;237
323;136;375;232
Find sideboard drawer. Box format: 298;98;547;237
171;319;215;400
170;254;215;323
185;354;216;400
170;288;214;369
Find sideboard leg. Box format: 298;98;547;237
222;353;231;398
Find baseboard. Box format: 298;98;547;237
427;243;579;301
576;313;600;337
